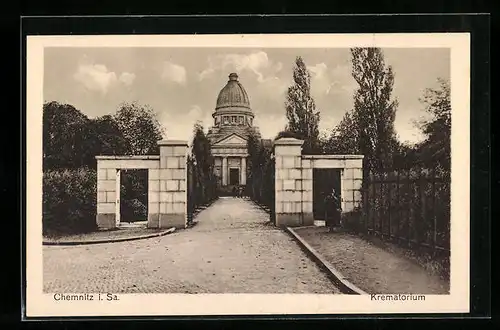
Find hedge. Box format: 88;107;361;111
43;168;97;236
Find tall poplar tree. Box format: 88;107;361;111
246;132;260;199
284;56;321;154
190;122;215;203
350;47;398;174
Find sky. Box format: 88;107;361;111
44;47;450;144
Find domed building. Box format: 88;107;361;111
207;73;263;188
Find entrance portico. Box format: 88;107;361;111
213;152;248;187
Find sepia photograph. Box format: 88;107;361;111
26;33;470;317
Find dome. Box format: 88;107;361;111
215;73;251;111
207;72;259;143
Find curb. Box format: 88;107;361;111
43;227;176;246
188;198;219;224
250;200;273;214
187;198;219;226
285;226;368;295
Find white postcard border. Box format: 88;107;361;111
26;33;470;317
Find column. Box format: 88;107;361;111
158;140;188;229
274;137;304;227
241;156;247;185
222;156;228;186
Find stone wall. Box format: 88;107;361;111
274;137;364;227
274;138;305;227
95;140;188;230
96;156;160;229
157;140;188;229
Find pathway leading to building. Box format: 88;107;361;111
43;197;340;294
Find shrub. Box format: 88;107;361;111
341;207;364;232
120;169;148;222
43;168;97;236
121;198;147;222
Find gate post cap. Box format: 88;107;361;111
274;137;304;145
158;140;189;146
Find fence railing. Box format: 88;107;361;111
361;167;450;256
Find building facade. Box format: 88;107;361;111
206;73;262;188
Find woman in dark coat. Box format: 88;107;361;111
325;188;341;232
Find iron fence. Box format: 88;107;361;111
361;167;450;256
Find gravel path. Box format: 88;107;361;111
294;227;450;294
43;198;340;294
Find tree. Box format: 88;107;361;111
80;115;129;168
274;130;304;141
43;100;165;170
247;131;274;205
246;131;262;199
190;122;216;205
416;78;451;171
284;56;321;154
114;101;165;155
42;100;168;224
391;140;418;170
350;47;399;174
111;102;165;221
43;101;91;170
191;122;213;175
324;110;360;154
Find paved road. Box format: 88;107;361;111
43;197;340;294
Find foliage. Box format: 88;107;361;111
43;168;97;236
274;130;305;141
43;101;164;170
323;109;360;154
322;48;399;172
350;47;399;173
120;169;148;222
415;78;451;171
323;53;450;176
361;168;450;253
391;140;419;170
284;56;321;154
43;100;166;231
247;131;275;212
113;101;165;155
191;122;214;179
187;122;217;219
84;115;129;159
43;101;92;170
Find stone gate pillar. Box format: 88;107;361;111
274;137;305;226
158;140;188;229
96;159;118;229
341;158;364;212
